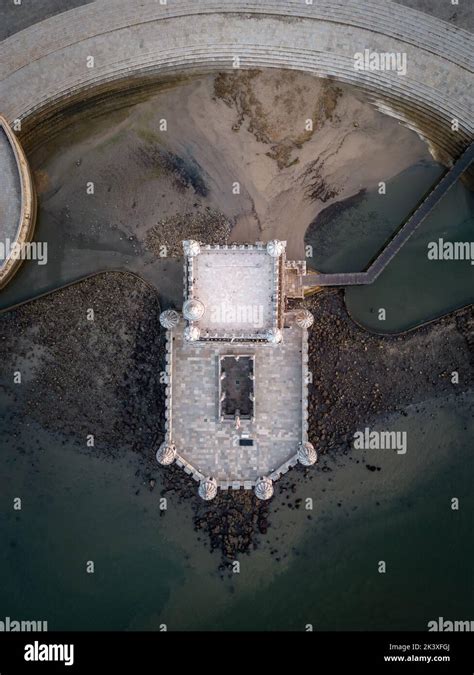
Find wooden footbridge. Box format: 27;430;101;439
303;142;474;288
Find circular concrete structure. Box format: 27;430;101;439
295;310;314;330
265;328;283;345
0;0;472;166
198;477;218;501
297;441;317;467
183;299;205;322
183;240;201;257
254;477;274;501
267;240;286;258
184;325;201;342
156;441;177;466
159;309;180;330
0;116;37;289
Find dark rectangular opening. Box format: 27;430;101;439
219;355;254;420
239;439;254;446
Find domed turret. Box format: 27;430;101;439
183;240;201;257
266;240;286;258
295;309;314;329
183;298;205;321
198;477;218;501
184;325;201;342
265;327;282;344
159;309;180;330
254;477;274;500
156;441;177;466
297;441;317;466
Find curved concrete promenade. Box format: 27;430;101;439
0;0;472;165
0;117;37;289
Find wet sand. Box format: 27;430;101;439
0;69;435;314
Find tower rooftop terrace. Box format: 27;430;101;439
183;241;283;341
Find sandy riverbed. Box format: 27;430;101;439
30;70;430;264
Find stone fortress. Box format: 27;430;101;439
157;240;317;500
0;1;473;500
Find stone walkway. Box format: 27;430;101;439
0;0;472;164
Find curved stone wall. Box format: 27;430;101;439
0;117;37;289
0;0;472;165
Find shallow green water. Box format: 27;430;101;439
305;162;474;333
346;181;474;333
1;393;472;631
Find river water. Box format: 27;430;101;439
0;390;472;630
305;161;474;333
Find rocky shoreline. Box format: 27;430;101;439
1;273;472;564
305;290;474;457
145;209;232;258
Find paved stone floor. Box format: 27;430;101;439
170;326;303;482
192;248;276;335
